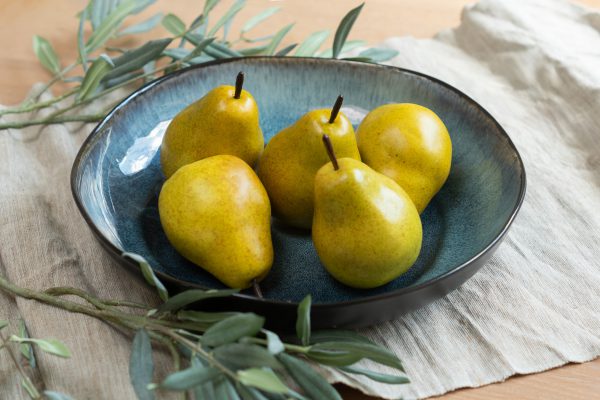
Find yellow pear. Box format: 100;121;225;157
257;96;361;229
313;136;422;289
158;155;273;289
357;103;452;213
161;72;264;178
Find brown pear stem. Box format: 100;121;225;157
252;279;263;299
234;71;244;99
322;134;339;170
329;95;344;123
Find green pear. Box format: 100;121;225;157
357;103;452;213
161;72;264;178
158;155;273;289
313;136;422;289
257;96;361;229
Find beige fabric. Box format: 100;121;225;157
1;0;600;399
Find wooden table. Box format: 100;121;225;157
1;1;599;399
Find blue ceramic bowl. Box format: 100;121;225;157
71;57;525;328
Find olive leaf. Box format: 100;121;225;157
0;320;7;330
162;13;186;37
102;38;172;81
237;368;289;394
33;35;61;75
310;341;404;371
263;330;284;355
239;45;269;56
214;343;282;370
332;3;365;58
275;43;297;57
358;48;399;62
306;347;362;367
160;365;220;390
202;313;265;347
235;383;270;400
320;40;367;58
215;377;242;400
18;320;36;368
310;329;375;345
338;366;410;384
130;329;155;400
242;7;281;34
191;357;218;399
296;295;311;346
78;6;88;72
158;288;238;312
10;336;71;358
278;353;341;400
123;252;169;301
265;23;294;55
207;0;246;38
78;54;114;101
118;13;164;36
21;377;40;399
295;30;330;57
44;391;76;400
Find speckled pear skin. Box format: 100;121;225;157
158;155;273;288
160;85;263;178
357;103;452;213
257;110;360;229
313;158;422;288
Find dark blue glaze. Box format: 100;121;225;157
72;57;525;309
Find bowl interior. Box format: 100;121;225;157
73;58;524;304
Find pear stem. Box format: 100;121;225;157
322;134;339;170
252;279;263;299
234;71;244;99
329;95;344;124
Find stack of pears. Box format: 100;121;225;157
157;72;452;291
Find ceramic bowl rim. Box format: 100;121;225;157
70;56;527;308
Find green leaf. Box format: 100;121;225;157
44;391;76;400
11;336;71;358
103;38;172;81
295;30;329;56
78;6;88;72
21;377;40;399
310;330;375;345
182;37;216;62
190;357;217;399
78;54;113;101
263;330;284;355
90;0;119;30
236;383;270;400
275;44;297;56
162;13;186;36
118;13;163;36
202;313;265;347
265;23;294;55
238;45;269;56
215;377;242;400
318;40;367;58
33;35;61;75
214;343;282;370
18;320;35;368
177;310;238;328
296;295;311;346
341;57;373;63
278;353;341;400
310;341;404;371
237;369;289;394
86;0;156;53
241;7;280;33
123;252;169;302
160;365;220;390
305;347;362;367
357;48;399;62
207;0;246;38
130;329;155;400
0;320;7;330
332;3;365;58
338;366;410;384
203;0;219;15
158;288;238;312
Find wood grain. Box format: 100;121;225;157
1;1;599;399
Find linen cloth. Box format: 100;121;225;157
1;0;600;398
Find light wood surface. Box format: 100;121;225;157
1;1;599;399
